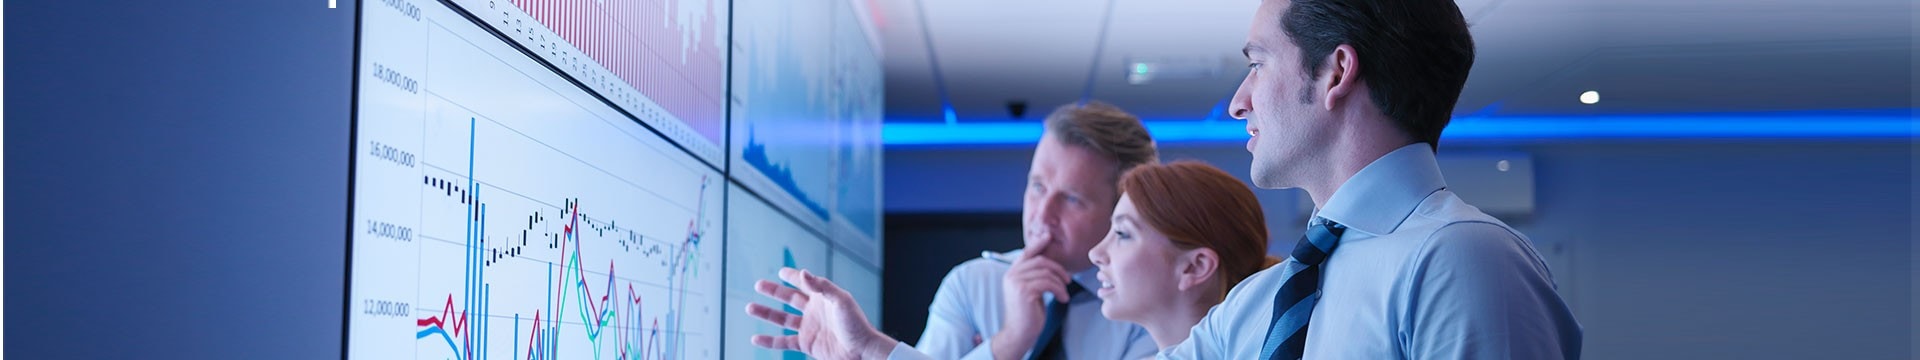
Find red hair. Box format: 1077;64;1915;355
1118;160;1276;298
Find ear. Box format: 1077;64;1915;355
1320;44;1361;111
1177;248;1221;291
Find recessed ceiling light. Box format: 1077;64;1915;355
1579;90;1600;105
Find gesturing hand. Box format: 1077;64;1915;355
745;267;898;360
990;229;1072;360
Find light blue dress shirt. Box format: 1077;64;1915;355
887;250;1157;360
1159;144;1582;359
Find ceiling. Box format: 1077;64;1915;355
869;0;1915;125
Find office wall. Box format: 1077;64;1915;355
883;141;1913;358
1518;142;1910;359
6;0;354;358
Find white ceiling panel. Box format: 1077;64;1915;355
877;0;1915;123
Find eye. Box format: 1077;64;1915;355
1247;62;1261;69
1114;230;1132;240
1065;195;1082;206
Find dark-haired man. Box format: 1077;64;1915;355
1159;0;1582;358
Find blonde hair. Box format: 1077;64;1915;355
1044;101;1158;179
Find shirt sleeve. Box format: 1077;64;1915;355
914;263;984;359
956;337;999;360
887;342;937;360
1400;221;1583;360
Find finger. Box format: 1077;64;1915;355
754;279;811;309
779;267;846;298
1009;265;1071;301
1009;273;1071;304
751;334;800;351
1022;230;1054;260
1009;258;1070;287
1010;268;1068;293
1025;256;1070;280
745;303;805;330
1037;279;1071;303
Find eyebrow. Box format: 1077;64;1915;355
1242;44;1264;59
1111;213;1135;225
1062;188;1085;202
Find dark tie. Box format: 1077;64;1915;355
1027;281;1087;360
1258;218;1347;360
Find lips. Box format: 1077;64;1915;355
1095;271;1117;297
1245;126;1259;152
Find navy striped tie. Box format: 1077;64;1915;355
1258;218;1346;360
1027;281;1086;360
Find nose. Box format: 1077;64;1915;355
1229;73;1254;120
1021;192;1067;243
1029;194;1064;235
1088;234;1111;267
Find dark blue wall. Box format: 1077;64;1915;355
8;0;353;357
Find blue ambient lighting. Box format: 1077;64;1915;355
884;110;1915;146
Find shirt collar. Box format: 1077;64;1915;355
1314;143;1448;236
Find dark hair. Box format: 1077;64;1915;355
1119;160;1276;299
1044;101;1159;177
1281;0;1475;148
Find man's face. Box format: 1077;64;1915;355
1022;134;1121;272
1232;0;1335;189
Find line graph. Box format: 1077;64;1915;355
411;136;715;360
354;1;888;358
349;2;723;358
397;113;721;360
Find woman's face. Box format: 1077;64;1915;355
1088;193;1188;322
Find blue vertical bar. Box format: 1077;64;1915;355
465;116;477;360
476;202;483;360
545;261;552;357
476;283;483;360
514;313;520;360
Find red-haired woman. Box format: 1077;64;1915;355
1088;160;1278;350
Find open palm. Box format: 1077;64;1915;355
745;267;896;360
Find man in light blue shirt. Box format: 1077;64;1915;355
743;102;1159;360
911;247;1155;360
1160;0;1582;358
1159;144;1582;359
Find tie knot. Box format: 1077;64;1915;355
1288;219;1346;266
